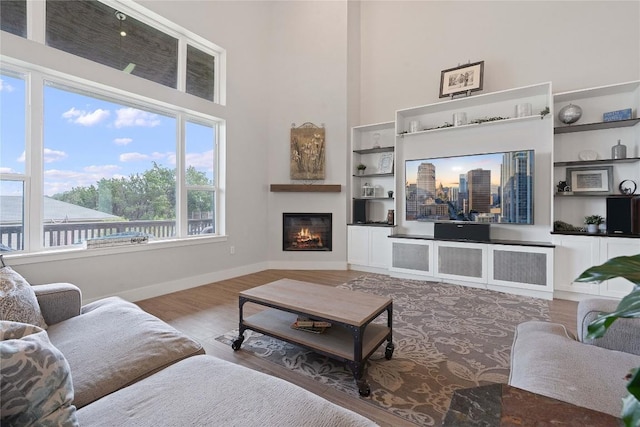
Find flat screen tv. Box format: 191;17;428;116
405;150;534;224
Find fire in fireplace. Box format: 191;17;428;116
282;213;332;251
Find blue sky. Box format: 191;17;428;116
1;74;215;197
405;152;503;188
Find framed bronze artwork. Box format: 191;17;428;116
290;123;325;180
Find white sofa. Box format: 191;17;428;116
2;280;377;427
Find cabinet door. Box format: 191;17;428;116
488;245;553;296
553;236;600;295
368;227;391;269
389;238;434;277
434;241;487;285
347;226;369;266
599;238;640;298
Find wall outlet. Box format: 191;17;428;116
230;246;235;255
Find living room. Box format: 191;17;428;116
1;1;639;425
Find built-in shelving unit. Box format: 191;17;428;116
348;121;396;272
552;80;640;298
395;82;553;245
552;80;640;230
349;121;396;223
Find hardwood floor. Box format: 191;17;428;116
137;270;578;427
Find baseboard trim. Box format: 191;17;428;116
84;262;270;304
267;261;348;270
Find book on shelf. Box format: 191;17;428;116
291;317;332;334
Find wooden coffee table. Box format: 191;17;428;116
231;279;394;396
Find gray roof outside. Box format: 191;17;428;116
1;196;121;224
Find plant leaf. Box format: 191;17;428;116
575;254;640;287
621;394;640;427
628;368;640;400
587;288;640;339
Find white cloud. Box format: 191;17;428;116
44;166;122;196
185;150;214;170
44;148;68;163
17;152;25;163
0;167;15;173
113;137;133;146
83;165;121;174
114;108;161;128
0;79;15;92
62;107;110;126
119;151;169;162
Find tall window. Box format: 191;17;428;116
0;73;26;251
42;84;178;247
185;121;216;235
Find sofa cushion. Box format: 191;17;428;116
0;321;78;427
0;267;47;329
77;355;378;427
46;296;204;409
509;320;640;417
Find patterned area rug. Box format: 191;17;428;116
216;274;549;425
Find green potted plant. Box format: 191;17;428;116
575;254;640;426
584;214;604;234
356;163;367;175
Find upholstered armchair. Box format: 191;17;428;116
509;298;640;418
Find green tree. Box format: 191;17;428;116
51;163;211;221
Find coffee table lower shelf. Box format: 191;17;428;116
233;308;392;396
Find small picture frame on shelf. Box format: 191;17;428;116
566;166;613;195
378;153;394;174
439;61;484;98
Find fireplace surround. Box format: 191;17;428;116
282;213;332;251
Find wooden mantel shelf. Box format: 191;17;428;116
270;184;342;193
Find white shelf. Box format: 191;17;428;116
397;82;551;117
398;114;547;137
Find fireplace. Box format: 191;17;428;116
282;213;332;251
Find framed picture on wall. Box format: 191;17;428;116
566;166;613;195
378;153;394;174
439;61;484;98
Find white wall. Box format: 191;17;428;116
265;1;350;269
359;1;640;124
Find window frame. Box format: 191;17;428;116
1;63;225;255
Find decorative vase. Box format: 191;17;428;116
587;224;598;234
388;190;394;198
558;104;583;124
611;139;627;159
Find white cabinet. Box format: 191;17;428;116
553;235;601;295
388;238;434;277
388;236;555;299
488;244;554;297
553;234;640;299
599;238;639;298
434;240;487;287
347;225;392;272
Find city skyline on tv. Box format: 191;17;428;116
405;150;534;224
